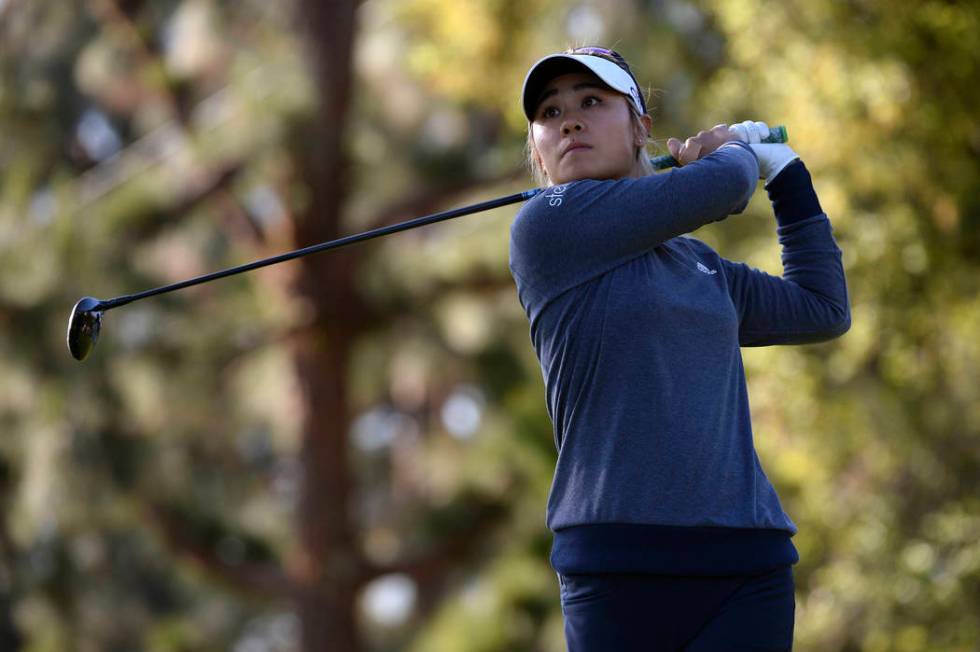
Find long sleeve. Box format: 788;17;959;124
506;143;807;578
510;141;758;311
722;160;851;346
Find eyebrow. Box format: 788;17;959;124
534;81;608;113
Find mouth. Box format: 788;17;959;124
562;143;592;158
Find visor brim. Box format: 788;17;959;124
521;53;644;121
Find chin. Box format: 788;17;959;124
558;161;629;183
555;166;600;184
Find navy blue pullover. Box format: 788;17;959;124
508;141;850;576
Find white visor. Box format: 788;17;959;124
521;53;644;121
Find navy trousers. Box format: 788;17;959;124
557;565;795;651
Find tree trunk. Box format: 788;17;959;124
290;0;366;650
292;319;364;652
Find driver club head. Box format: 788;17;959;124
67;297;105;361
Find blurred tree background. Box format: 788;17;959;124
1;0;978;650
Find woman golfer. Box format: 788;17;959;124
509;46;850;650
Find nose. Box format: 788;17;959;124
561;114;584;135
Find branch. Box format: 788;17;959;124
357;492;510;586
0;460;18;588
362;169;527;233
0;513;16;590
80;0;269;247
360;535;468;587
141;499;293;598
354;498;512;632
353;267;517;341
0;0;19;24
83;0;178;115
344;171;526;331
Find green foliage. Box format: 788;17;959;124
695;0;980;648
1;0;978;650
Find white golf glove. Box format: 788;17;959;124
729;120;799;186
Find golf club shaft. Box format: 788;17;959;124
99;188;543;311
95;126;787;311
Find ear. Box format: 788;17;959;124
634;114;653;146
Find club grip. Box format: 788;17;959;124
650;124;788;170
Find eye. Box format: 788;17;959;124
539;105;560;119
582;95;602;108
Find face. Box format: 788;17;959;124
529;71;649;185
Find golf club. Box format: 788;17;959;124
67;125;788;361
